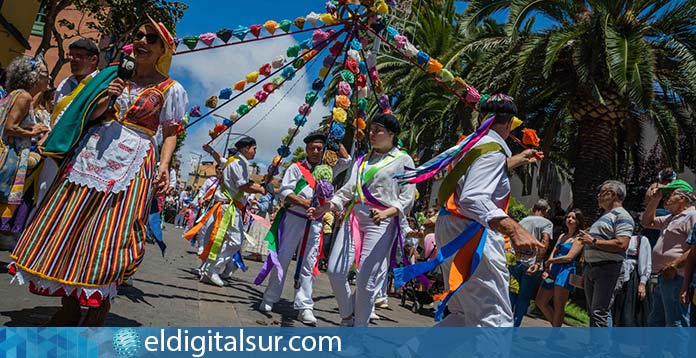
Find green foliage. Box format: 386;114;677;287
290;146;307;163
508;196;530;222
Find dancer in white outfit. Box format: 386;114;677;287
257;132;351;325
309;113;416;327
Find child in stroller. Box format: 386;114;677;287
400;228;445;313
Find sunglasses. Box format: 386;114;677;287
133;32;160;45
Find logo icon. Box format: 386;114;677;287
112;328;141;357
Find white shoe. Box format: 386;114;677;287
259;301;273;313
375;297;389;309
298;309;317;326
340;316;354;327
369;311;380;320
203;273;224;287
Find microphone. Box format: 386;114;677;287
107;53;136;110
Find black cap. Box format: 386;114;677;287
303;131;326;144
371;113;401;134
69;38;99;56
480;93;517;115
234;136;256;150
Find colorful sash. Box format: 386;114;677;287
254;161;316;285
393;141;508;321
51;74;95;126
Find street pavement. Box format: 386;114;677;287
0;224;550;327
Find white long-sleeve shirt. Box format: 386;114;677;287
222;155;250;205
195;176;219;204
280;156;353;212
453;130;511;229
621;235;652;284
331;147;416;215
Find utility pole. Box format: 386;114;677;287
190;152;203;189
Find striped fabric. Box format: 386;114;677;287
10;146;155;306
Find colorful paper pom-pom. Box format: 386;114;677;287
379;94;390;109
312;79;324;91
320;13;337;25
329;41;344;57
395;35;409;48
199;32;216;46
294;17;306;30
522;128;541;147
357;98;369;111
440;69;454;82
373;0;389;14
305;91;319;105
332;107;347;123
338;81;352;96
189;105;202;117
314;164;334;182
259;63;272;76
306;12;321;27
246;71;259;83
205;96;218;108
345;58;360;74
335;95;351;109
233;80;246;91
302;50;317;62
354;117;367;130
347;49;360;62
369;68;379;82
330;122;346;140
230;113;241;121
282;67;296;80
326;1;338;13
374;79;384;93
427;58;443;74
294;114;308;126
278;145;291;158
263;20;279;35
232;26;249;41
386;26;399;40
263;82;275;93
250;24;262;38
298;103;312;116
255;90;269;103
366;51;377;68
357;87;368;98
300;38;312;50
272;76;284;88
219;88;232;100
350;38;363;51
404;43;418;58
279;19;292;33
416;51;430;65
213;123;227;134
359;61;368;74
293;57;305;69
340;70;355;84
312;30;330;48
223;118;233;127
319;67;330;78
246;97;258;107
287;44;301;58
272;56;285;69
466;84;482;104
237;104;251;115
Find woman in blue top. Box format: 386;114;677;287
535;209;585;327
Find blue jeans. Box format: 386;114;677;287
509;263;541;327
648;274;690;327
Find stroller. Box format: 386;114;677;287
400;234;445;313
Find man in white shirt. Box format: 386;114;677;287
435;95;543;327
257;132;351;326
53;38;100;107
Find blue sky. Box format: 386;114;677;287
170;0;333;178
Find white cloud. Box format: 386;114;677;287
170;36;329;182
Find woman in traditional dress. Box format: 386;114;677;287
0;56;50;241
9;16;188;326
308;113;416;327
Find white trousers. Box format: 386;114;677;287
262;208;322;310
327;204;397;327
196;211;216;256
205;205;245;276
434;213;513;327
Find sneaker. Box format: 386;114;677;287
298;309;317;326
369;311;380;321
340;316;354;327
375;297;389;309
258;301;273;313
203;273;224;287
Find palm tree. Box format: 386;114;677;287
459;0;696;217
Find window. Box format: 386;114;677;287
31;0;47;36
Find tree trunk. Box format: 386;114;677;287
571;116;617;221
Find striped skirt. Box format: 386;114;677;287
9;148;155;307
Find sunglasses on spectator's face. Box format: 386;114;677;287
134;32;160;45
